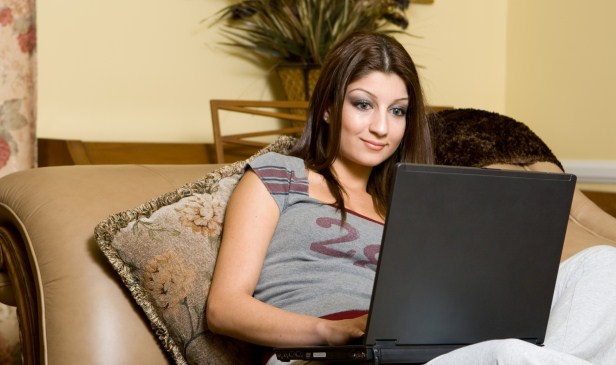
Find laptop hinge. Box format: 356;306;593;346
522;338;540;345
372;340;397;364
372;339;541;364
374;340;397;348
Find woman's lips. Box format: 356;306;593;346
362;139;386;151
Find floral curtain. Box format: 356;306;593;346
0;1;35;362
0;0;36;177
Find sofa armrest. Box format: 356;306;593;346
0;164;221;365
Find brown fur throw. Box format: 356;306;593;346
429;108;563;171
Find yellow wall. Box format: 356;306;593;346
36;0;507;143
409;0;507;112
36;0;614;165
506;1;616;161
37;0;275;143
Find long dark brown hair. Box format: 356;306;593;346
290;31;433;220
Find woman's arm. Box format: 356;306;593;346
206;170;366;347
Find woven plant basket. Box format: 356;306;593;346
276;64;321;102
275;64;321;129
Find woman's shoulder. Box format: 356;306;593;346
248;152;309;204
249;152;306;177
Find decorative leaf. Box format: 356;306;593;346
210;0;412;64
133;219;181;240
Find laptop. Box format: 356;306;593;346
274;163;576;364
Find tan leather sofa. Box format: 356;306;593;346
0;164;220;364
1;162;616;365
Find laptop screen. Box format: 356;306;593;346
365;164;576;346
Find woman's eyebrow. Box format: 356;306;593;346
347;88;409;103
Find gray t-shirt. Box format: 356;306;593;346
248;152;384;317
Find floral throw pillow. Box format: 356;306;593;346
95;136;296;365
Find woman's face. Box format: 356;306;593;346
333;71;408;170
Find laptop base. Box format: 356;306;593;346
275;342;464;364
276;339;543;363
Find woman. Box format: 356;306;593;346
207;32;616;365
207;30;430;353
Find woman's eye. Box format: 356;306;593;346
391;107;407;117
354;101;371;110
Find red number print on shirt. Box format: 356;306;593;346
354;244;380;267
310;217;358;258
310;217;379;267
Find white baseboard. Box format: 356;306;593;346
561;160;616;184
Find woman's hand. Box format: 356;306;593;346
319;314;368;346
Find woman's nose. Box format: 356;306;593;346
369;112;388;136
